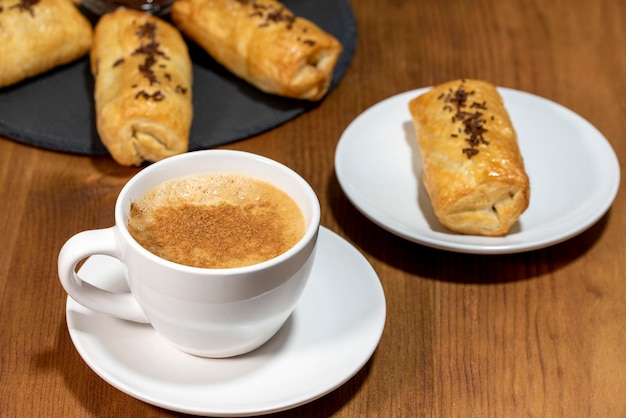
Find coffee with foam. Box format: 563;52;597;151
128;173;305;268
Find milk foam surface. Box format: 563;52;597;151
128;173;305;268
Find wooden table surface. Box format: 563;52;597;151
1;0;625;416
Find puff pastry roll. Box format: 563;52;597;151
408;79;530;236
0;0;93;88
171;0;342;101
91;8;193;166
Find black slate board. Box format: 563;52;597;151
0;0;357;155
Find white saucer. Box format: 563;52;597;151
66;227;386;416
335;87;621;254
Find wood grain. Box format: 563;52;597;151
1;0;625;416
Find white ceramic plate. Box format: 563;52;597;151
335;87;620;254
66;227;386;417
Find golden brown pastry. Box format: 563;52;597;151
408;79;530;236
91;8;193;166
171;0;342;101
0;0;93;88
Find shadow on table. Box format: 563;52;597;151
327;171;612;284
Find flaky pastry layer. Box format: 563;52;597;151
171;0;342;101
0;0;92;88
91;8;193;166
408;79;530;236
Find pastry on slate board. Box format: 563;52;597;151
90;8;193;166
0;0;93;88
171;0;342;101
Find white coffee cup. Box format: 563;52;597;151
58;150;320;358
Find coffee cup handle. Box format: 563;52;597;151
58;227;149;323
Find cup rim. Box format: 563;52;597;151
114;150;321;274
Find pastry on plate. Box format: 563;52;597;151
171;0;342;101
408;79;530;236
91;8;193;166
0;0;93;88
